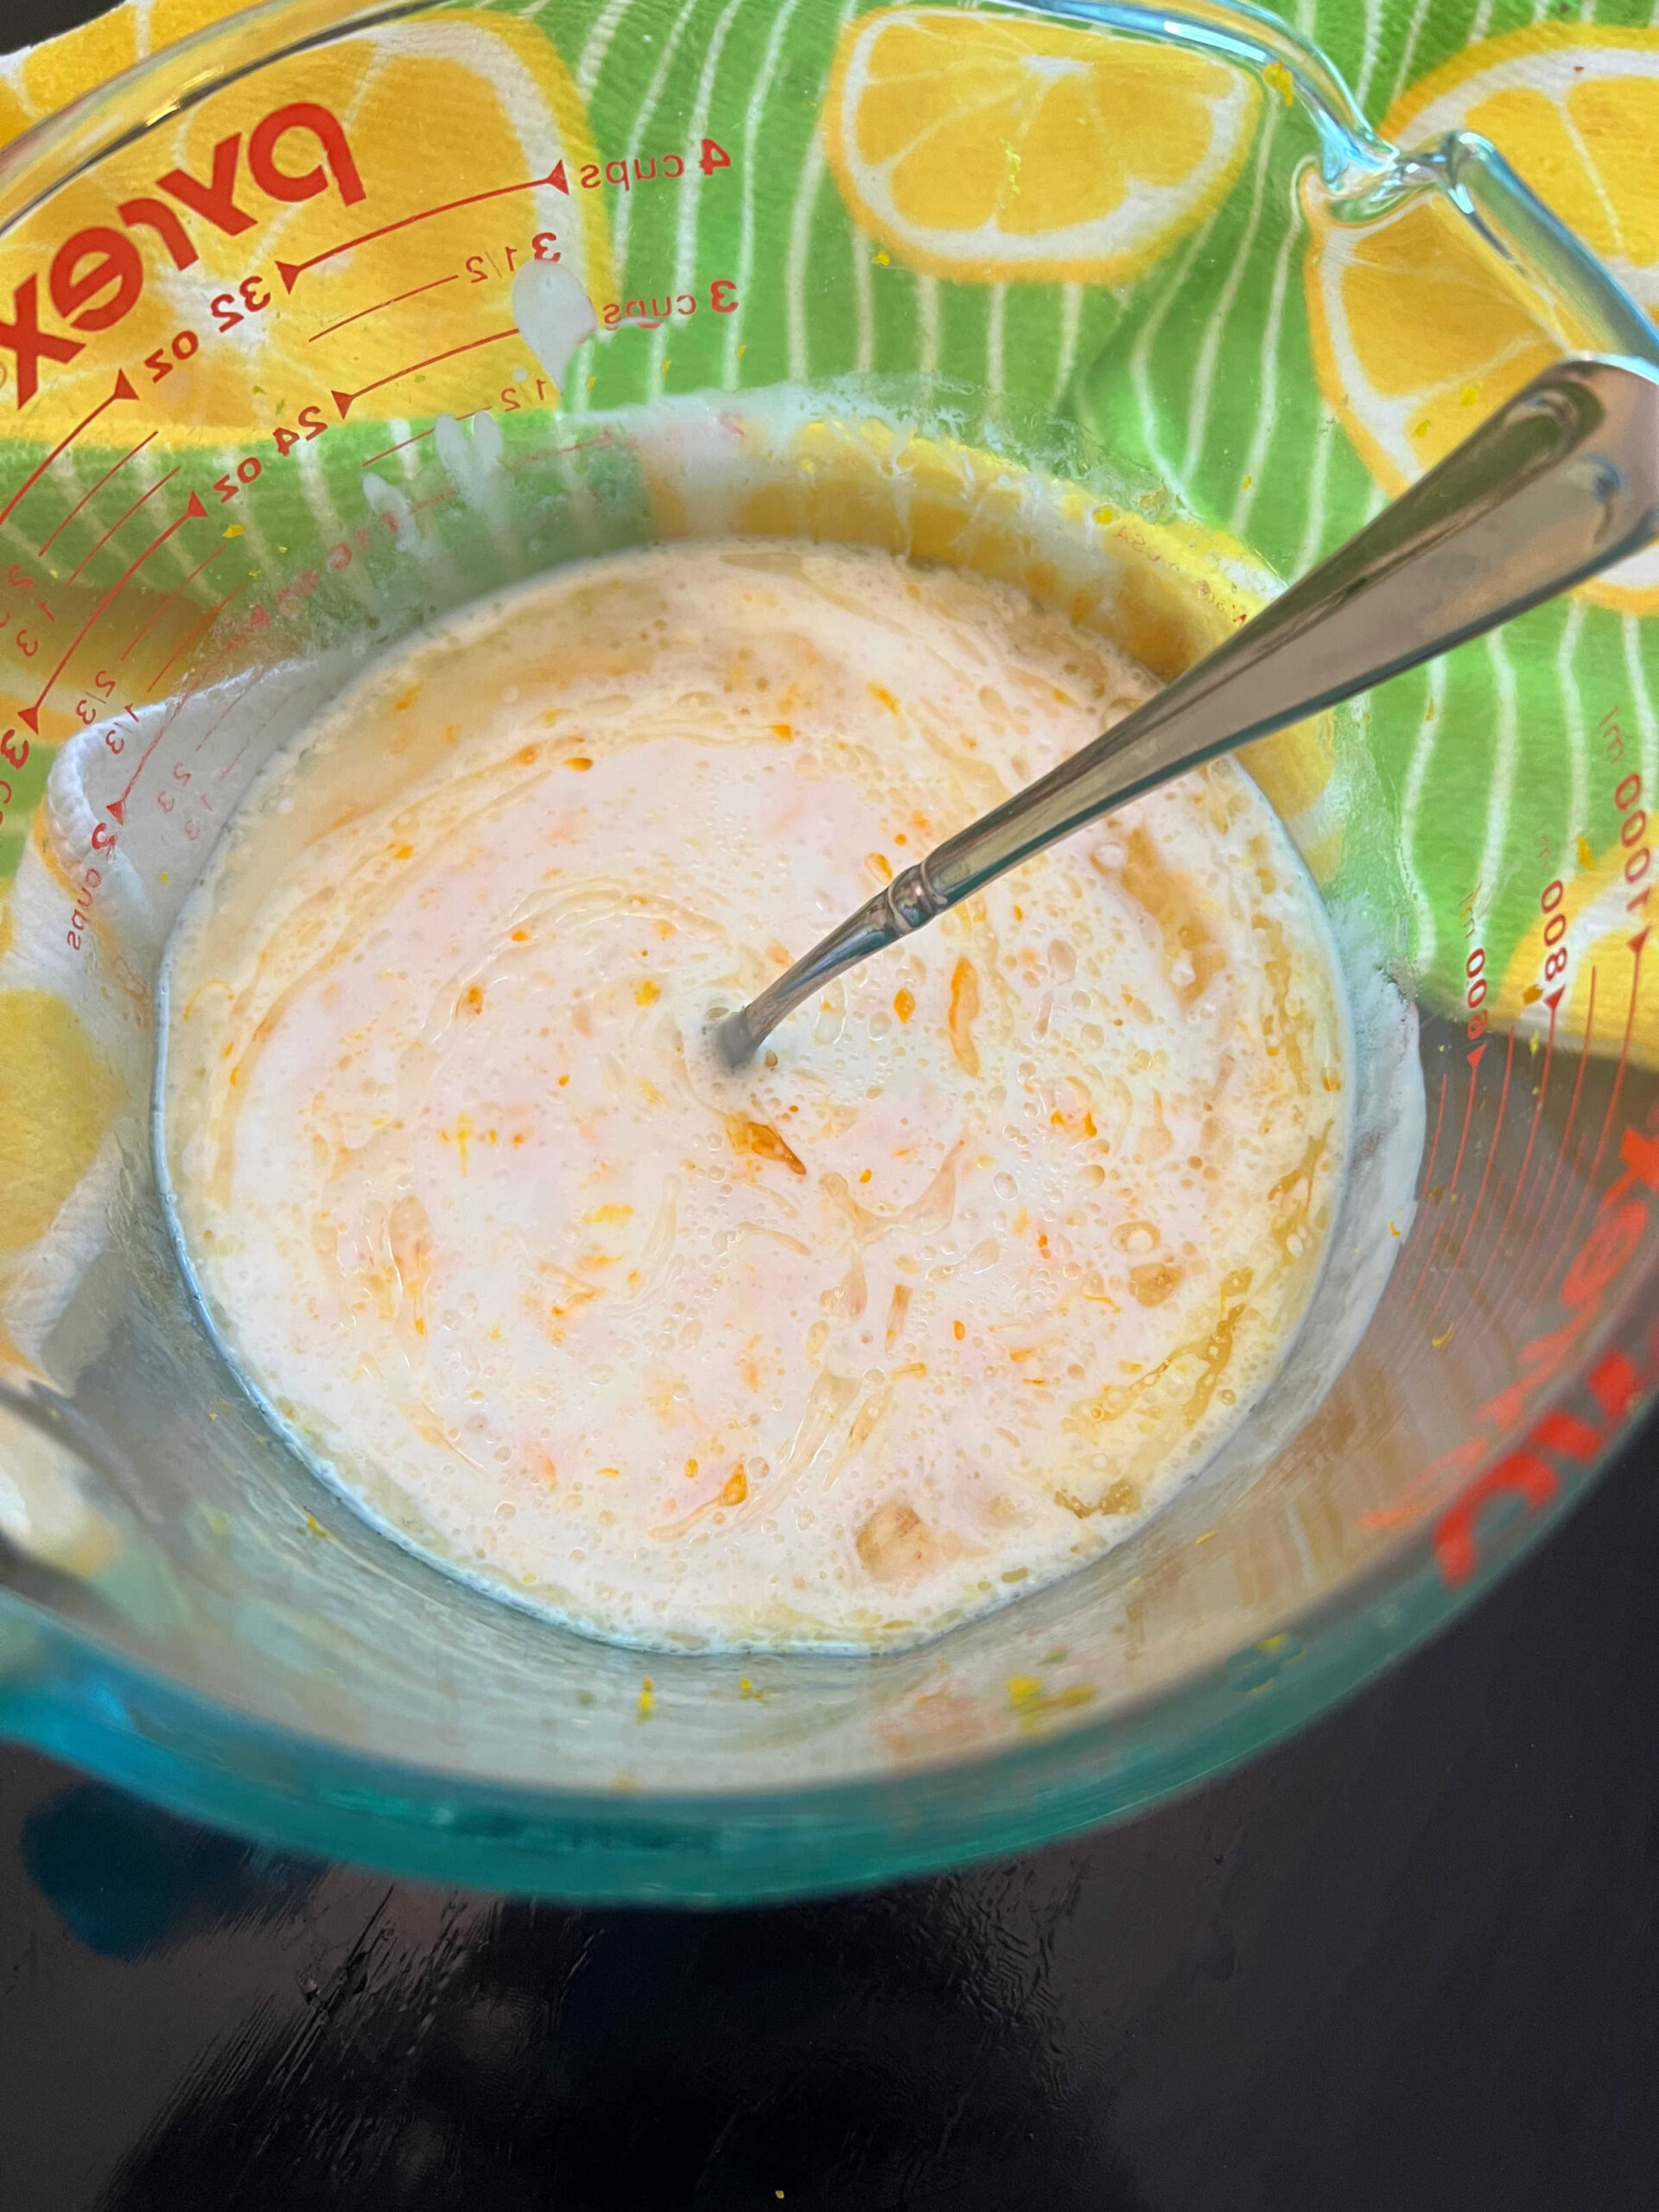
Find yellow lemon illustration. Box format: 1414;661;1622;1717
0;9;610;445
1307;25;1659;611
823;6;1259;285
0;988;120;1254
1495;840;1659;1066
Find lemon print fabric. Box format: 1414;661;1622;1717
7;0;1659;1081
0;988;120;1257
0;728;150;1376
823;7;1258;284
1307;25;1659;614
0;7;610;450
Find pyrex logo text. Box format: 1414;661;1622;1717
1;103;363;409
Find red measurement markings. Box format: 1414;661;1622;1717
37;432;157;556
502;426;613;475
107;576;248;821
1465;861;1578;1309
276;164;569;293
63;466;179;586
16;489;207;733
360;427;435;467
1411;938;1500;1315
571;143;728;194
0;369;137;531
1507;967;1600;1309
1397;1068;1450;1307
149;578;247;690
192;671;264;756
309;270;459;343
1549;929;1649;1268
1408;1046;1487;1320
359;406;493;469
118;542;230;664
1433;1256;1659;1589
463;237;562;285
355;403;575;475
1506;770;1654;1286
105;678;198;825
331;327;518;417
1469;984;1565;1315
1446;1028;1516;1285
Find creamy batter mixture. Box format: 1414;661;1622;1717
161;542;1349;1650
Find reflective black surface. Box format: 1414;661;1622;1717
3;1414;1657;2210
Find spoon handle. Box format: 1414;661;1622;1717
716;353;1659;1068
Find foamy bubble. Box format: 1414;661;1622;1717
161;542;1351;1653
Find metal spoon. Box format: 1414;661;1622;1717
715;353;1659;1070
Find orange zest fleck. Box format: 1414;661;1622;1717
948;957;982;1077
893;986;915;1024
728;1116;806;1175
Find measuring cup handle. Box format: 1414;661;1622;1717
924;353;1659;905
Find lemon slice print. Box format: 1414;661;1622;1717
823;6;1258;286
1307;24;1659;613
0;8;610;447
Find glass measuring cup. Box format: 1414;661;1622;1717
2;0;1658;1900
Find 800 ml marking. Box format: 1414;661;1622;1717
1537;714;1654;986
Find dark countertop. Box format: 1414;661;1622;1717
3;1416;1656;2212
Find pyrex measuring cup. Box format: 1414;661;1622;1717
3;0;1658;1901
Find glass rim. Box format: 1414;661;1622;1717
3;0;1657;1897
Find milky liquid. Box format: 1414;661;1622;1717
160;542;1350;1651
